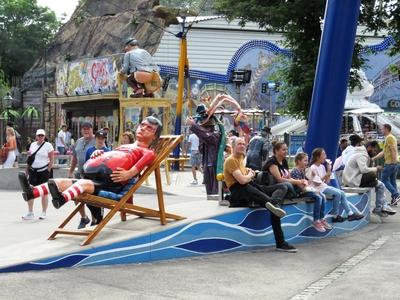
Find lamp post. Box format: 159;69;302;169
173;11;190;167
2;92;13;109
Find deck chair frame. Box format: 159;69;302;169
48;135;186;246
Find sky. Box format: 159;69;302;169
37;0;80;21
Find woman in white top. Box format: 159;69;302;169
21;129;54;220
308;148;363;223
3;127;17;168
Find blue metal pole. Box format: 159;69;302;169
305;0;361;162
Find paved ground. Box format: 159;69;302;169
1;170;399;299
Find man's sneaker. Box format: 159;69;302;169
390;195;400;206
332;215;345;223
18;172;34;201
382;206;397;215
48;180;67;209
320;219;333;230
38;212;47;220
372;209;388;218
78;216;90;229
276;242;297;253
190;179;198;185
265;201;286;218
312;220;326;232
348;213;364;221
22;212;34;221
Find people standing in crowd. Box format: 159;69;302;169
82;130;111;224
309;148;364;222
2;127;17;168
224;137;297;252
100;127;110;148
341;134;359;166
343;140;396;217
246;126;271;171
121;131;135;144
21;129;54;220
290;152;332;232
337;138;348;157
56;124;68;164
6;121;21;165
186;115;220;199
64;126;72;150
68;122;96;228
188;130;202;185
228;129;239;138
119;37;159;98
372;124;400;206
263;142;307;199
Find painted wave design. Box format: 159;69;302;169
175;238;242;253
0;254;89;273
0;194;371;272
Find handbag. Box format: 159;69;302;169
27;142;46;166
255;171;277;186
0;144;9;163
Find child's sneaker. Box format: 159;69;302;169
312;220;326;232
320;219;332;230
22;212;34;221
38;212;47;220
190;179;198;185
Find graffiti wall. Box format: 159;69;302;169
56;55;122;95
363;50;400;110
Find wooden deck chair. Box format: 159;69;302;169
48;135;186;246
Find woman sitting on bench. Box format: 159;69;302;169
19;117;162;209
308;148;364;223
262;142;307;199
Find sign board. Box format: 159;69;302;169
289;134;307;156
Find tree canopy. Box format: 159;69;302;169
0;0;60;81
214;0;400;119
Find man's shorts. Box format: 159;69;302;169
190;150;201;167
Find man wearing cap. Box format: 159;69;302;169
68;122;95;228
246;126;271;171
343;139;396;217
119;37;159;98
21;129;54;221
83;129;111;224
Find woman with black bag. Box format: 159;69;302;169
22;129;54;220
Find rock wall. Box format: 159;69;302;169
23;0;168;89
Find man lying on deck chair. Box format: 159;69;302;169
19;116;162;214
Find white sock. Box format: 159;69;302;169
61;183;84;201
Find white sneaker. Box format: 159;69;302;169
190;180;198;185
22;212;34;221
382;206;396;215
39;212;47;220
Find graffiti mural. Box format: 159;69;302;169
56;55;122;96
363;51;400;110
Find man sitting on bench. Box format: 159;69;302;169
19;116;162;209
